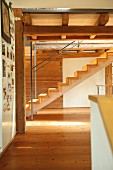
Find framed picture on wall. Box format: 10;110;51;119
2;59;6;77
1;0;11;44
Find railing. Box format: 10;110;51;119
33;41;82;72
30;41;83;120
96;85;113;95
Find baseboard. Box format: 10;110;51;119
0;135;16;158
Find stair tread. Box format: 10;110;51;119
74;70;88;75
29;99;39;103
58;82;67;86
98;57;107;59
87;64;97;66
91;57;107;64
67;76;77;79
39;93;48;97
48;88;57;90
76;70;87;72
48;88;59;93
26;104;29;108
82;64;98;71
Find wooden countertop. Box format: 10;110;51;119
89;95;113;152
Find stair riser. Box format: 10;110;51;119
97;59;107;64
66;78;78;85
57;83;67;91
82;65;97;71
40;96;50;103
74;72;88;79
56;58;113;94
33;92;63;113
38;96;49;103
91;60;97;65
91;57;107;65
67;79;78;85
48;90;59;96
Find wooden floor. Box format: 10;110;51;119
0;108;91;170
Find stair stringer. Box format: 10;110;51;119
26;54;113;116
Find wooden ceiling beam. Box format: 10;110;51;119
22;13;32;26
22;13;37;40
30;52;104;59
95;49;106;53
51;51;103;58
27;35;113;42
61;13;69;40
34;45;112;50
31;35;37;39
90;13;109;39
62;13;69;26
77;49;83;53
95;13;109;26
24;26;113;36
61;35;67;40
35;49;108;55
37;50;42;54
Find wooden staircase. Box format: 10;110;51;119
26;52;113;117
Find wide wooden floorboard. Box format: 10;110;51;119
0;108;91;170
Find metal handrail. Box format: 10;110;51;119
33;41;82;72
96;84;113;95
30;42;33;120
30;40;82;120
32;40;76;69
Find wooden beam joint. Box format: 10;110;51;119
62;13;69;26
22;13;32;26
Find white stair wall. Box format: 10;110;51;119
63;58;105;107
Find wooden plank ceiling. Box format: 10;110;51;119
23;13;113;40
23;12;113;58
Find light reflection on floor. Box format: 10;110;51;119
26;121;89;127
36;108;90;115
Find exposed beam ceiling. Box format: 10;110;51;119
61;13;69;40
34;41;113;48
90;13;109;39
34;45;113;51
22;10;113;54
25;46;110;55
22;12;113;41
62;13;69;26
25;51;104;59
27;35;113;41
24;26;113;36
38;52;104;58
35;49;106;55
95;13;109;26
23;13;32;26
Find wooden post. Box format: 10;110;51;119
105;64;112;95
13;9;26;133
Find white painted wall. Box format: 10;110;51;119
90;101;113;170
2;40;16;151
63;58;105;107
0;1;3;153
10;0;113;9
0;0;16;153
